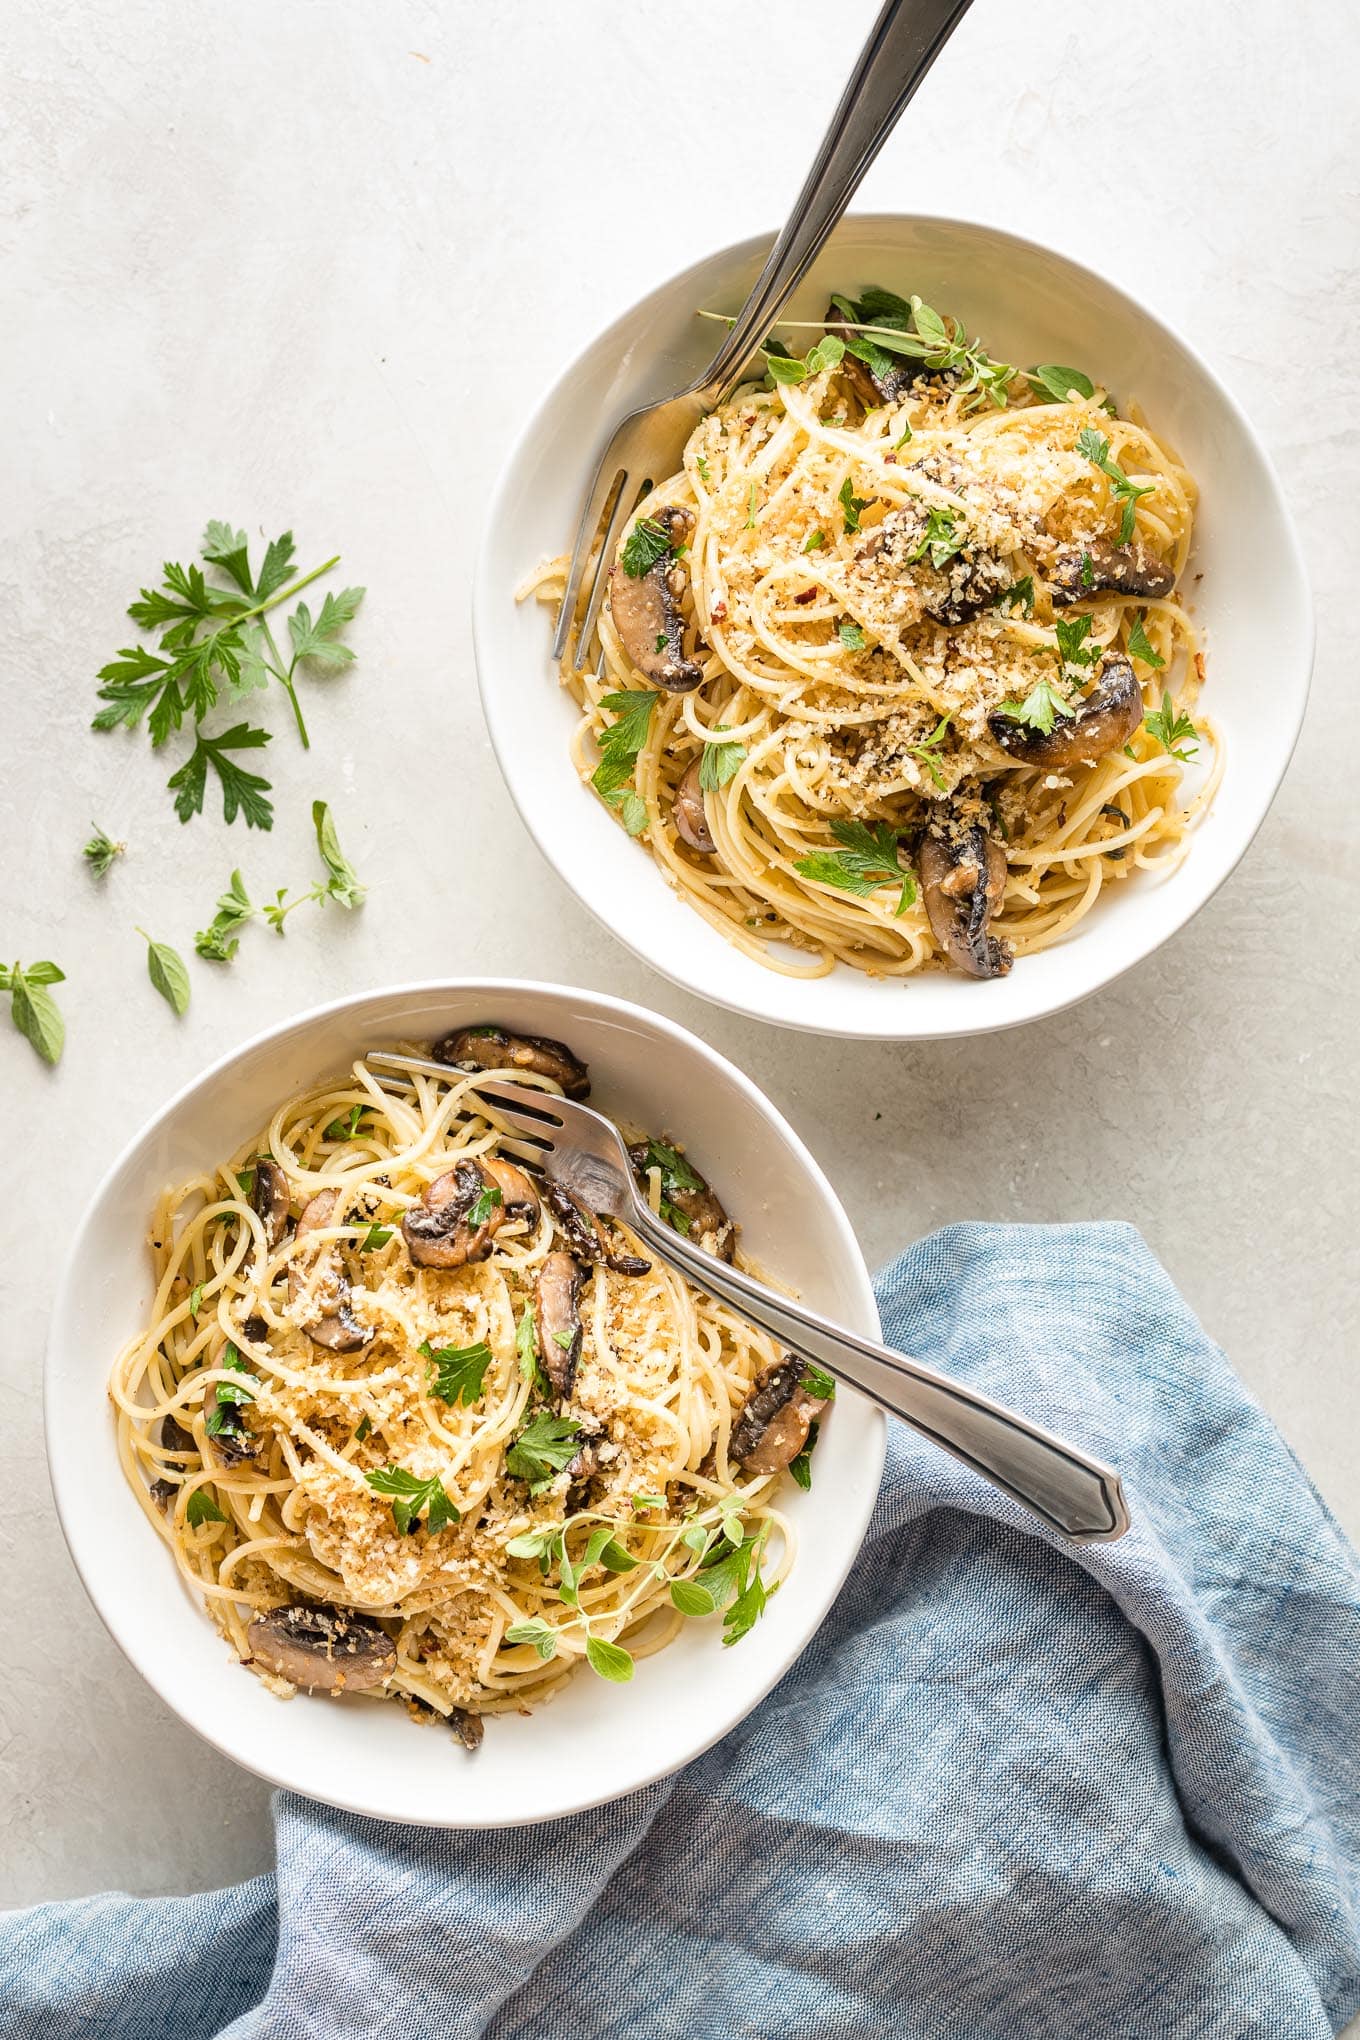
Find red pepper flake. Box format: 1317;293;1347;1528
794;588;817;605
710;600;728;623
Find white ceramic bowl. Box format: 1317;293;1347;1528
45;979;885;1827
475;215;1312;1040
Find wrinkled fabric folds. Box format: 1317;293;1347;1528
4;1224;1358;2040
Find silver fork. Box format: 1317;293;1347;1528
551;0;976;671
370;1053;1130;1544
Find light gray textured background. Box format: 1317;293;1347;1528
2;0;1355;1966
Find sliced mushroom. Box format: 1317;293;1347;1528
290;1189;372;1352
402;1160;506;1271
535;1250;583;1396
149;1479;178;1511
200;1372;260;1467
481;1156;541;1228
433;1026;590;1101
1050;537;1175;609
406;1695;485;1749
608;505;703;692
824;301;919;407
161;1412;196;1458
672;760;716;856
990;654;1143;769
627;1140;735;1263
246;1604;396;1694
857;505;1011;625
918;822;1013;980
251;1157;289;1252
544;1179;650;1278
731;1357;829;1476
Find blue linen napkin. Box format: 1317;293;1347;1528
6;1223;1359;2040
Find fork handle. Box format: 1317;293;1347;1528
702;0;975;401
624;1201;1129;1544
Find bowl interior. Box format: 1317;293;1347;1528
475;214;1312;1039
46;981;884;1826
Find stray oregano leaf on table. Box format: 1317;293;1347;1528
0;959;66;1065
82;825;125;876
138;929;191;1015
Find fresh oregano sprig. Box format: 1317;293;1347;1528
195;800;365;961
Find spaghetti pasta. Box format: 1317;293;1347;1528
526;288;1220;981
110;1029;812;1734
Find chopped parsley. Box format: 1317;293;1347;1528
802;529;827;554
698;728;746;792
619;517;676;579
591;688;656;803
907;506;966;571
907;716;952;792
364;1465;459;1535
354;1414;373;1442
203;1344;258;1438
1076;426;1156;543
421;1338;493;1407
1080;550;1096;590
359;1223;392;1252
998;576;1035;616
467;1182;503;1230
1127;612;1166;669
789;1419;821;1491
995;676;1075;735
795;819;915;916
185;1490;228;1527
505;1411;582;1487
838;620;866;650
1143;691;1199;762
802;1365;837;1400
1055;613;1098;673
325;1103;365;1141
838;476;871;533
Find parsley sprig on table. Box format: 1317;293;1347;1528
194;801;365;961
795;819;916;916
92;523;364;829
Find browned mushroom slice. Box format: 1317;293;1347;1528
247;1604;396;1693
626;1138;735;1263
402;1160;506;1271
251;1157;289;1252
1050;538;1175;609
918;823;1013;980
990;655;1143;770
201;1368;261;1467
672;760;716;856
535;1250;583;1396
608;506;703;692
149;1479;178;1511
824;301;919;407
482;1156;541;1227
152;1414;196;1502
544;1179;650;1278
433;1026;590;1101
730;1357;829;1475
857;506;1011;625
290;1189;372;1352
448;1707;484;1751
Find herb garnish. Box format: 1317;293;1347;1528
421;1338;493;1407
466;1183;503;1230
795;819;915;916
907;506;966;571
907;716;952;792
194;802;364;961
325;1104;366;1141
82;826;125;877
506;1411;582;1488
838;476;871;533
698;727;746;792
998;576;1035;616
789;1419;821;1491
203;1344;258;1438
803;529;827;554
591;687;656;835
994;675;1074;736
1143;691;1199;762
93;523;363;828
838;620;866;650
1127;612;1166;669
619;518;676;579
186;1491;228;1528
1027;364;1095;404
0;960;66;1065
139;930;191;1016
1075;427;1156;543
365;1465;459;1535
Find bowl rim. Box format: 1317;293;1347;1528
472;209;1315;1042
43;975;886;1824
